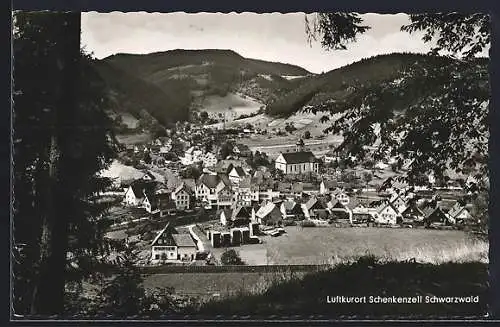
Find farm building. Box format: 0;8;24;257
218;206;253;227
255;202;283;226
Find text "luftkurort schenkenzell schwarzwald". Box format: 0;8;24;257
327;295;480;304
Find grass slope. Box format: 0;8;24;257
196;259;488;319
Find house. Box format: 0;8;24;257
328;199;351;221
401;203;425;224
303;197;330;219
255;202;283;226
123;180;158;207
151;223;191;263
423;206;451;226
202;152;218;168
280;200;304;220
447;202;474;225
389;193;408;214
217;185;234;208
275;151;319;175
141;171;157;182
375;202;400;225
143;192;172;214
218;206;252;227
291;182;318;196
171;183;192;211
233;144;252;157
195;173;233;209
183;146;204;165
172;234;198;261
319;180;338;195
234;177;255;207
331;188;350;206
228;164;248;186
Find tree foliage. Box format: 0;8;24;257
305;13;490;192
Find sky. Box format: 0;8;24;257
82;12;439;74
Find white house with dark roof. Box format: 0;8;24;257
171;183;192;211
143;192;172;214
195;173;233;209
275;150;319;175
228;164;248;186
150;224;198;264
123;180;158;207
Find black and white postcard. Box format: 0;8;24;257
11;10;492;321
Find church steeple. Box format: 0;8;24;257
296;138;305;152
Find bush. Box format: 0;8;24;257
221;249;245;265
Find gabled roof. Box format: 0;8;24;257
130;180;157;198
230;166;247;177
376;202;399;214
282;200;297;211
181;178;196;191
448;202;470;218
422;206;447;219
280;151;316;164
305;197;328;211
345;197;362;210
329;199;346;210
172;233;197;247
368;199;388;208
321;180;338;190
197;173;228;189
151;223;176;246
141;171;157;180
232;206;252;220
402;204;424;217
173;182;192;195
256;202;277;218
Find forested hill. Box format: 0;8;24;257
93;49;313;126
265;53;489;117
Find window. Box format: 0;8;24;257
155;254;160;259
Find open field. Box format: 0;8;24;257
200;92;262;115
115;132;152;146
206;226;488;266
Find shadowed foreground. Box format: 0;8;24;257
194;258;488;319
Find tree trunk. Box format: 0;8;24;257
31;13;81;315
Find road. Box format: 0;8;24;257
187;224;212;253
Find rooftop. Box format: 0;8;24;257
280;151;316;164
172;233;197;248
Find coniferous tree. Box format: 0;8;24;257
13;11;115;316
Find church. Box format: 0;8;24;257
275;139;319;175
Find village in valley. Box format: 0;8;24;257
99;108;483;267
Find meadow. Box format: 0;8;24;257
209;226;488;266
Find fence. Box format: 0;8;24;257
138;264;329;274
